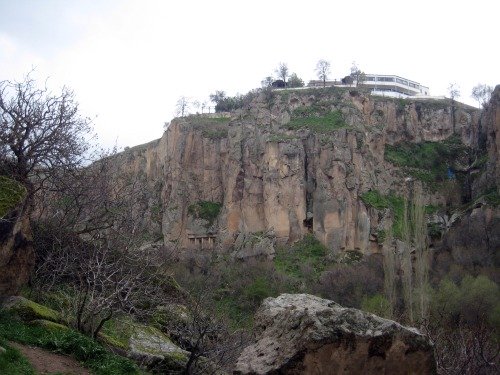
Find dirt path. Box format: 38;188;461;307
9;342;91;375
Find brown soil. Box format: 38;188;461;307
9;341;91;375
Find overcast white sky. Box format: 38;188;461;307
1;0;498;149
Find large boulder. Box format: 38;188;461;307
235;294;436;375
99;318;189;373
128;324;189;372
1;296;63;323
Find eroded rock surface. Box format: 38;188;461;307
99;319;189;373
235;294;436;375
108;89;481;256
128;324;188;371
0;203;34;298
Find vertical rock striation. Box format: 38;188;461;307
110;88;482;256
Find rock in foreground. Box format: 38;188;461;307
235;294;435;375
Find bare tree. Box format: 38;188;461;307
275;63;289;87
471;84;493;108
412;185;430;322
0;75;92;204
397;185;431;325
382;229;397;319
315;59;331;87
448;83;461;100
350;62;366;87
201;101;208;114
448;83;460;132
261;76;274;88
34;226;179;339
424;314;499;374
400;197;414;323
176;96;191;117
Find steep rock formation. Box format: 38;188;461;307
438;86;500;271
111;88;480;256
441;206;499;269
474;85;500;193
234;294;436;374
0;204;34;298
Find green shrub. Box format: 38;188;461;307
285;109;348;133
459;275;499;325
431;278;461;322
187;201;222;226
384;136;470;184
431;275;500;327
274;234;329;279
0;176;26;217
376;229;387;244
360;190;389;210
338;250;364;264
361;294;392;318
188;116;230;126
0;311;139;374
361;191;405;238
483;190;500;206
244;277;274;305
202;128;228;139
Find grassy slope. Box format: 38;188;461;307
0;310;141;375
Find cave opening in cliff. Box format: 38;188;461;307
303;217;313;232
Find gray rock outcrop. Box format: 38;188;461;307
0;188;34;298
235;294;436;375
105;89;482;257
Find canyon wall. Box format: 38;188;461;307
113;87;484;256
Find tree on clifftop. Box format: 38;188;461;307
315;59;331;87
350;62;366;87
0;75;91;202
447;83;460;132
275;63;289;87
471;84;493;108
287;73;305;88
175;96;190;117
261;76;274;88
447;83;460;100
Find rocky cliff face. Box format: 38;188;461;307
0;178;34;297
475;85;500;193
234;294;436;374
112;88;483;256
440;85;500;269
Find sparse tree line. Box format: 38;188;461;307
175;62;495;119
175;60;370;117
448;82;493;108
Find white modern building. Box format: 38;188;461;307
307;74;430;98
363;74;429;98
